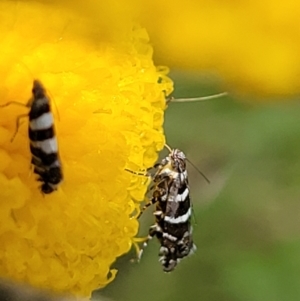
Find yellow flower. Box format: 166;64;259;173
0;0;172;297
130;0;300;96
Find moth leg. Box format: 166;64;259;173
137;195;159;219
11;113;28;142
153;163;162;169
138;224;162;261
131;236;148;263
0;101;28;142
137;177;167;219
131;223;161;263
0;101;28;108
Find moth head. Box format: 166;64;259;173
170;149;186;172
32;79;46;99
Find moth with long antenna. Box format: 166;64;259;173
131;144;209;272
0;80;63;194
128;92;223;270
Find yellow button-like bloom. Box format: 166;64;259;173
0;0;172;297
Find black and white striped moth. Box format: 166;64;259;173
1;80;63;194
29;80;63;194
135;146;208;272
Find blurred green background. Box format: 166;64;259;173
95;71;300;301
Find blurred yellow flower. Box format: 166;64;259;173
54;0;300;96
0;0;172;297
132;0;300;96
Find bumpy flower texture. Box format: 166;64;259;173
0;1;173;297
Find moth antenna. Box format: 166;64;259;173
17;60;34;82
186;158;210;184
168;92;228;103
164;144;173;153
191;208;198;226
47;88;60;122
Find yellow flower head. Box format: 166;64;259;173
0;0;173;297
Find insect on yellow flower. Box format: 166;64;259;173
0;0;173;297
130;144;210;272
0;80;63;194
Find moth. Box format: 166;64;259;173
136;146;209;271
1;80;63;194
